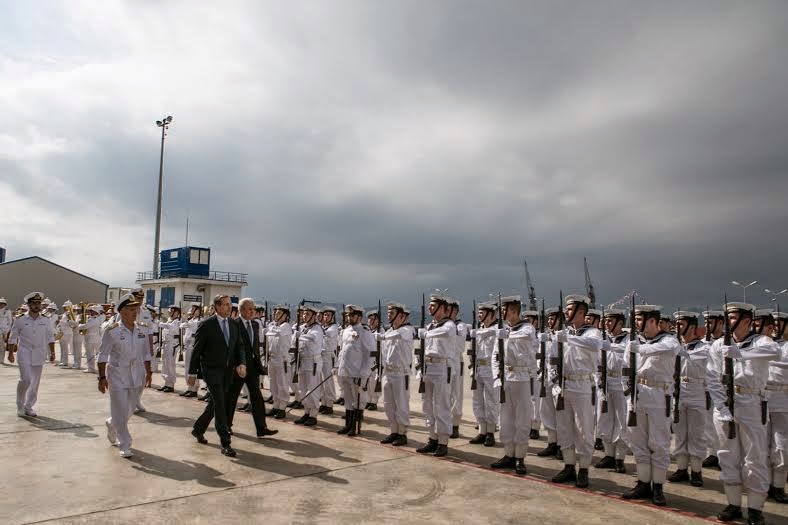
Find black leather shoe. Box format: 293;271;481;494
434;444;448;457
537;442;559;457
337;412;354;435
294;401;304;410
469;433;486;445
551;465;576;484
668;468;689;483
179;390;189;396
529;429;540;440
576;468;589;488
594;437;604;451
490;456;516;469
221;446;236;457
274;409;286;419
652;483;666;506
264;395;273;403
614;459;626;473
515;458;527;475
162;386;175;393
417;439;438;454
335;397;344;405
191;429;208;444
484;433;495;447
594;455;616;469
322;407;333;415
450;426;460;439
239;403;251;412
381;433;398;444
286;400;298;409
717;504;742;522
623;480;653;500
367;403;378;411
257;428;278;437
318;405;327;414
702;455;720;469
392;434;407;447
690;471;703;487
303;416;317;426
183;391;197;398
156;385;167;391
747;508;765;525
266;408;277;417
556;448;563;461
294;414;309;425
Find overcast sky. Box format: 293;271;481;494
2;1;787;315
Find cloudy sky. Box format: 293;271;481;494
2;1;787;315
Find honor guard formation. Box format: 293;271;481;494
3;288;787;525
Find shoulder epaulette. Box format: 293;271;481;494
107;322;119;331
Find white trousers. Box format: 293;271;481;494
706;406;720;456
555;390;595;468
269;362;290;410
368;368;381;404
85;338;99;371
183;345;198;392
161;343;177;387
423;375;451;444
597;389;629;453
72;335;83;367
320;352;336;405
383;374;410;434
17;363;43;411
540;386;558;442
109;386;143;450
500;381;532;459
673;402;710;468
450;362;464;426
531;393;542;429
339;376;369;410
298;362;322;416
471;376;500;431
0;332;6;363
629;406;672;483
59;338;72;366
770;412;787;489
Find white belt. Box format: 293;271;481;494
606;372;622;378
638;377;671;390
384;365;405;373
734;385;762;395
766;382;788;393
425;356;447;364
680;376;705;384
506;365;534;373
564;373;592;381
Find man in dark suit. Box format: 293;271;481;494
188;294;246;457
226;297;278;438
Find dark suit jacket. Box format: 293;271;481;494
189;315;246;384
236;317;265;376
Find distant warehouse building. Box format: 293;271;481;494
0;256;108;307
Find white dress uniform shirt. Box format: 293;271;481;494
381;324;414;376
98;323;152;389
337;324;374;379
9;314;55;365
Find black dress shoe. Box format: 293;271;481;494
257;428;279;437
594;437;604;451
529;429;540;440
652;483;666;506
417;439;438;454
490;456;516;469
183;391;197;398
266;408;277;417
221;446;236;457
318;405;327;414
614;459;626;473
381;433;398;444
551;465;576;484
294;414;309;425
335;397;344;405
623;480;653;500
156;385;167;391
392;434;408;447
303;416;317;426
469;433;486;445
668;468;689;483
746;508;765;525
274;409;286;419
449;426;460;439
286;400;298;409
515;458;527;475
718;505;742;522
163;386;175;393
179;390;189;396
264;395;273;403
367;403;378;411
239;403;251;412
702;455;720;469
484;433;496;447
555;448;563;461
294;401;304;410
537;442;559;457
434;444;448;457
191;429;208;444
337;411;355;435
690;471;703;487
594;455;616;469
322;407;333;415
576;468;589;488
770;485;788;503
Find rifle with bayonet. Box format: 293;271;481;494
292;300;304;384
600;306;608;413
626;294;638;427
468;299;478;391
260;301;269;376
723;294;736;439
538;298;547;398
417;293;426;394
672;310;682;424
374;299;383;393
555;291;565;411
497;293;506;404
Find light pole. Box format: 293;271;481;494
731;280;758;303
153;115;173;276
765;288;788;305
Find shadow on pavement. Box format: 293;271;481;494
25;414;99;438
128;450;236;488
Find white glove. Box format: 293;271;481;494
374;332;384;341
717;406;733;422
293;331;300;340
722;345;742;359
627;341;640;354
554;330;567;343
551;384;562;397
539;332;550;343
601;340;611;352
418;328;427;339
497;327;510;339
469;329;477;338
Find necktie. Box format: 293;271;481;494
222;318;229;345
246;321;253;344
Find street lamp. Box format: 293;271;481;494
765;288;788;303
153;115;173;276
731;280;758;303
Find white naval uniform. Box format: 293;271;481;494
71;320;83;369
9;313;54;413
98;322;151;452
769;339;788;490
368;326;382;406
496;320;538;460
672;338;711;472
321;323;340;406
597;332;630;460
134;307;155;409
57;316;76;366
0;307;12;364
707;333;779;510
266;321;294;410
450;320;468;427
554;325;602;469
78;315;103;372
297;323;324;417
472;325;501;436
158;316;181;388
181;318;201;392
627;331;681;484
379;324;414;435
540;334;559;444
419;318;456;446
337;323;374;410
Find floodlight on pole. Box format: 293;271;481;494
153;115;173;276
731;280;758;303
765;288;788;303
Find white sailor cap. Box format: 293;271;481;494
117;294;141;311
446;297;460;307
604;308;626;318
523;310;539;318
564;294;591;307
344;304;364;315
754;308;775;319
386;302;407;312
301;304;319;314
478;301;496;312
660;313;672;321
273;304;290;311
42;298;51;305
366;310;380;318
402;307;412;315
586;308;602;318
320;306;337;314
47;303;58;311
634;304;662;314
130;288;144;296
62;300;73;308
725;302;755;314
501;295;521;305
703;310;725;319
145;304;157;312
189;302;202;309
546;307;560;315
673;311;700;320
772;311;788;320
428;292;449;305
0;297;6;304
168;304;181;311
24;291;46;303
89;305;103;314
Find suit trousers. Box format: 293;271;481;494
339;376;368;410
629;406;672;483
226;371;268;435
194;380;232;447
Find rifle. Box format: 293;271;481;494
626;294;638;427
555;291;565;411
417;293;426;394
672;311;683;424
600;306;608;413
260;301;269;376
374;299;383;393
723;294;736;439
467;299;478;391
292;300;304;384
497;293;506;404
538;298;547;398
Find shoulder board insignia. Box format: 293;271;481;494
107;322;119;331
